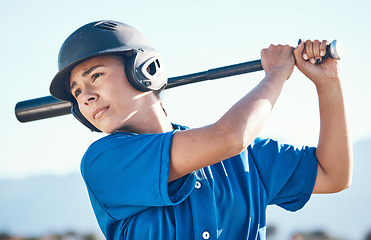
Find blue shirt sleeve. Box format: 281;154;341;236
249;138;318;212
80;131;196;220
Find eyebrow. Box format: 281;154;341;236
70;64;104;92
70;81;77;93
82;64;104;77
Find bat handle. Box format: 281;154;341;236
298;39;343;61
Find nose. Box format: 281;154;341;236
82;89;98;106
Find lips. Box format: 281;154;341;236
92;106;109;119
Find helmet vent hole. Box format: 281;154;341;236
146;59;161;76
94;21;118;31
155;59;160;68
147;62;156;76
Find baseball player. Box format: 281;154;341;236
49;20;352;240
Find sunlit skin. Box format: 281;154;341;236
295;40;352;193
69;41;352;193
70;55;173;134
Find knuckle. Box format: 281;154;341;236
321;40;328;47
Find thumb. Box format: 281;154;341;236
293;39;306;68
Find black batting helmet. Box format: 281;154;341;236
49;20;167;132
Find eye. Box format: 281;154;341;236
92;72;103;81
74;89;82;98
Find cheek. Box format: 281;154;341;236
77;103;92;122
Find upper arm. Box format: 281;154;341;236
82;133;196;212
312;162;351;194
312;164;329;193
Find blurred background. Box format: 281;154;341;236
1;0;371;239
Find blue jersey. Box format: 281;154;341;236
80;124;318;239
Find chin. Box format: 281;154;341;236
100;123;124;134
103;127;117;134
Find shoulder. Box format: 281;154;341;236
80;125;189;180
81;127;186;170
88;132;136;149
87;123;188;150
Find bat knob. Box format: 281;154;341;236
328;39;343;60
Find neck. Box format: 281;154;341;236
139;101;173;134
117;100;173;134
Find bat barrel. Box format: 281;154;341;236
15;96;71;123
15;60;263;123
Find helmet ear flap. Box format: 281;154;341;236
124;51;167;92
71;102;102;132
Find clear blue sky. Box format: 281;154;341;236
1;0;370;179
1;1;371;239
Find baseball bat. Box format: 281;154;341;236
15;40;343;123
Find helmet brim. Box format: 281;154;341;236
49;20;160;102
49;49;132;102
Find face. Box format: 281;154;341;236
70;55;152;133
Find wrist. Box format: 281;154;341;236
315;78;344;105
314;76;341;91
265;67;291;83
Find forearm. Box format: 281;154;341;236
217;69;287;151
313;79;353;193
169;44;294;182
169;70;287;182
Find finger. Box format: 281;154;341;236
298;39;309;60
320;40;328;57
312;40;321;63
305;40;316;64
293;40;306;66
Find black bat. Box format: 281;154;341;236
15;40;343;123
